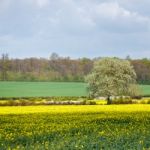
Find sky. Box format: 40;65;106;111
0;0;150;59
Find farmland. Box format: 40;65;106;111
140;85;150;96
0;81;150;97
1;105;150;149
0;82;87;97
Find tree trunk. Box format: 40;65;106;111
107;96;112;105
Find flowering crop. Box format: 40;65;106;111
0;105;150;149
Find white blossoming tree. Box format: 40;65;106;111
85;58;139;104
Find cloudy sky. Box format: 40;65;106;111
0;0;150;58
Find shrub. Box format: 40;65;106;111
86;101;97;105
131;95;142;99
147;100;150;104
139;100;147;104
111;98;137;104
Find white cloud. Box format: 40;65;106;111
36;0;49;8
25;0;50;8
51;1;150;33
0;0;150;58
70;1;149;33
93;2;149;22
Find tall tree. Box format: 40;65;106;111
85;58;138;104
0;54;10;81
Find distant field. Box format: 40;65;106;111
0;82;87;97
140;85;150;96
1;105;150;149
0;81;149;97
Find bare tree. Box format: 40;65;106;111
0;54;10;81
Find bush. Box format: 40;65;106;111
139;100;147;104
0;100;35;106
147;100;150;104
0;96;88;102
111;98;137;104
138;99;150;104
131;95;142;99
0;99;97;106
86;101;97;105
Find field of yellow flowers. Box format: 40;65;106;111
0;105;150;149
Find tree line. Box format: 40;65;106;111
0;53;150;84
0;53;93;82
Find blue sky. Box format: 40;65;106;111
0;0;150;59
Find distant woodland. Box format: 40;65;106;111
0;53;150;84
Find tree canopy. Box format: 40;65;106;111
85;58;139;104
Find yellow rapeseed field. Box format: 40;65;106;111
0;105;150;149
1;105;150;114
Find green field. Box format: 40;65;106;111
0;105;150;149
0;81;149;97
140;85;150;96
0;82;87;97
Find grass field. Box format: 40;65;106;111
0;82;87;97
0;81;149;97
140;84;150;96
0;105;150;149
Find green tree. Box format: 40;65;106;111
85;58;138;104
1;53;10;81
